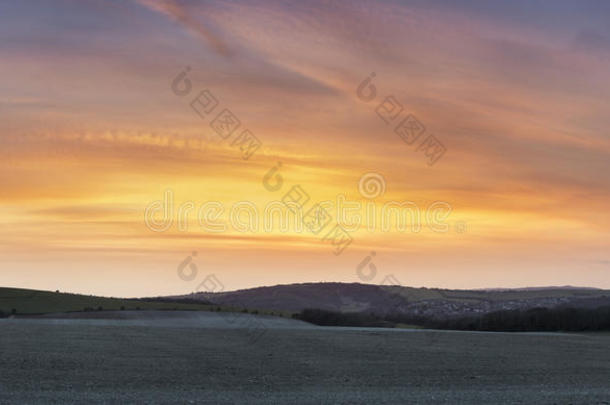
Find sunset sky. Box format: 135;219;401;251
1;0;609;297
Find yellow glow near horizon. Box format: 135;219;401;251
1;0;609;296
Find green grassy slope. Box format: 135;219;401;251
0;287;213;315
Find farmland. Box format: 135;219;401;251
1;311;609;404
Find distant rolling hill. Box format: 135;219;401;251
173;282;610;319
0;287;213;315
3;283;610;319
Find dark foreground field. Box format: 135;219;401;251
1;312;609;404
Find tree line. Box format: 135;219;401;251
295;305;610;332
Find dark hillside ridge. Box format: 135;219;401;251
172;282;610;319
